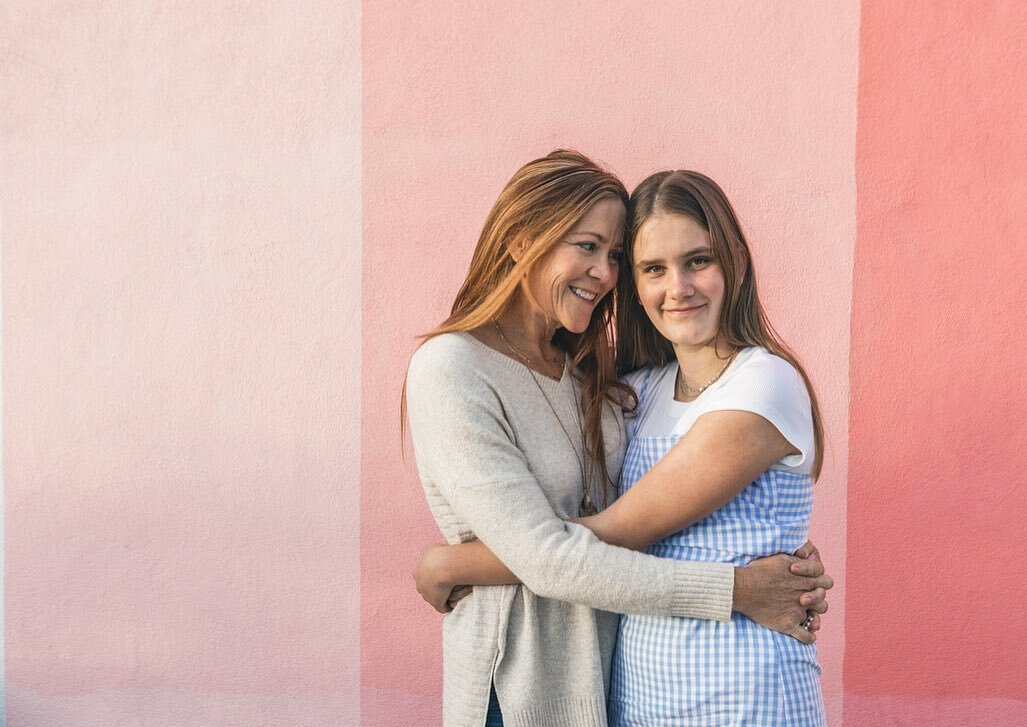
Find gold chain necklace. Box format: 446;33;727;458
493;320;597;516
677;349;739;399
492;319;563;378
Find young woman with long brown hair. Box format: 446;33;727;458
406;152;831;726
598;170;827;724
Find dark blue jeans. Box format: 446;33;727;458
485;684;503;726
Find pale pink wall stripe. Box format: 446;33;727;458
361;2;858;724
1;3;361;724
1;128;7;716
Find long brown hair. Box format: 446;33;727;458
407;149;634;510
617;170;825;480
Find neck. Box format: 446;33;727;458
498;294;559;355
674;339;737;390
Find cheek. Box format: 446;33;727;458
710;277;727;301
705;270;727;307
635;282;659;313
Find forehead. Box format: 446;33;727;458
567;197;625;236
635;213;709;253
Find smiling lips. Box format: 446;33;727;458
570;286;599;302
663;303;707;315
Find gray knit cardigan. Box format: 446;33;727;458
407;333;734;727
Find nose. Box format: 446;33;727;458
669;268;695;299
589;256;615;286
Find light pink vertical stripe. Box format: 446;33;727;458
1;3;361;724
362;2;858;724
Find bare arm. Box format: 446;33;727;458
579;410;791;550
413;410;833;640
413;542;519;612
407;343;735;620
415;537;831;641
417;409;791;594
577;410;834;634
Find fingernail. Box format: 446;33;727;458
802;597;811;605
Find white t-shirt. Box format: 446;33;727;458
623;347;814;475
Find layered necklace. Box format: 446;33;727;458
492;319;563;379
676;348;739;400
493;319;597;516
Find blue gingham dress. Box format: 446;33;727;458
609;359;825;727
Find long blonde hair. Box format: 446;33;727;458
406;149;634;510
617;170;825;480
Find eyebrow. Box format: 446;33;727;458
634;246;713;268
565;231;606;242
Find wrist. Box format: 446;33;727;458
732;566;750;616
427;544;458;588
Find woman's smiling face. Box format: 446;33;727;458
520;197;625;334
632;213;725;351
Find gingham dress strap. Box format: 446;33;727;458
628;368;655;440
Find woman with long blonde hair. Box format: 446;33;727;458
406;151;830;726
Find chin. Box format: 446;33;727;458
562;319;592;335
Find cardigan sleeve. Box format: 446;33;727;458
407;338;734;620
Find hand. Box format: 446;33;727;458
733;549;834;645
413;543;470;614
447;585;473;609
792;540;832;632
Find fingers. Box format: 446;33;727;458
793;540;817;559
808;613;822;632
790;555;824;578
414;578;450;614
801;587;829;614
425;585;456;614
789;623;816;645
448;586;473;607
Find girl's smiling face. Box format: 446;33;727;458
632;213;725;351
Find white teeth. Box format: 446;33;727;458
571;287;597;301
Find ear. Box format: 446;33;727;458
507;234;531;262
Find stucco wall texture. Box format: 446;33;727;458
1;2;362;725
1;2;1024;726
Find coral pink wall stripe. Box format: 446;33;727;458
361;3;858;724
846;2;1027;723
1;3;362;724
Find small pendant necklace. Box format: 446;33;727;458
494;320;597;516
493;319;563;379
677;349;739;399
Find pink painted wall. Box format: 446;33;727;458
2;2;1025;726
361;2;857;724
1;2;362;725
845;2;1027;724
